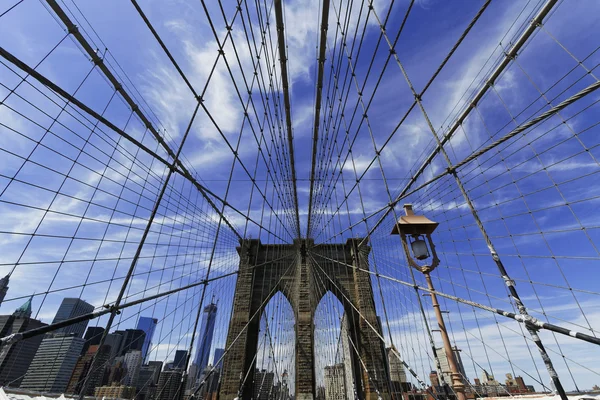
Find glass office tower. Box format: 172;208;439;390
136;317;158;363
193;300;217;380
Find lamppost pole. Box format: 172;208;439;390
392;204;466;400
424;271;465;400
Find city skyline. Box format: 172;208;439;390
0;292;596;400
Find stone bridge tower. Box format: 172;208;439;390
219;238;389;400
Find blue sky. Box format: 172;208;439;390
0;0;599;395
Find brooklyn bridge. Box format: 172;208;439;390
0;0;598;399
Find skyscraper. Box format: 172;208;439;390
212;348;225;371
274;370;290;400
0;297;47;387
196;366;220;400
107;360;126;385
0;274;9;306
173;350;188;370
137;362;162;400
117;329;146;356
123;350;143;388
66;344;111;396
193;300;217;380
21;334;85;393
387;345;408;399
104;332;124;361
52;298;94;338
156;369;183;400
136;316;158;363
186;364;198;391
81;326;105;355
436;346;466;386
387;346;407;383
253;369;275;400
339;314;354;400
324;364;346;400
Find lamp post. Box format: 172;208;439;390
392;204;466;400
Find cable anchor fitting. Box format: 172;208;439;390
515;314;544;330
103;304;121;315
0;332;23;347
503;51;515;61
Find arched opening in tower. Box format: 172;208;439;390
254;291;295;399
314;291;357;400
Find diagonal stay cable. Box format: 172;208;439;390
384;79;600;215
197;0;299;238
130;0;300;239
321;78;600;243
360;0;559;243
0;45;296;242
309;0;492;237
42;0;292;242
309;251;600;346
274;0;301;238
306;0;331;238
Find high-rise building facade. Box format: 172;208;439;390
173;350;188;370
148;361;164;378
0;274;9;306
274;370;290;400
137;367;157;400
324;364;346;400
253;369;274;400
137;361;162;397
193;301;217;380
117;329;146;356
196;366;220;400
66;344;111;396
387;345;408;399
21;334;85;393
436;346;466;386
387;346;407;383
123;350;143;388
212;348;225;370
136;316;158;363
81;326;105;355
339;314;354;400
104;332;124;360
51;298;94;338
107;360;126;385
186;364;198;391
0;297;47;387
156;369;183;400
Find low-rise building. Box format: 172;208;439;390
94;384;136;399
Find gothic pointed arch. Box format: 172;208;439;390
219;238;390;400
